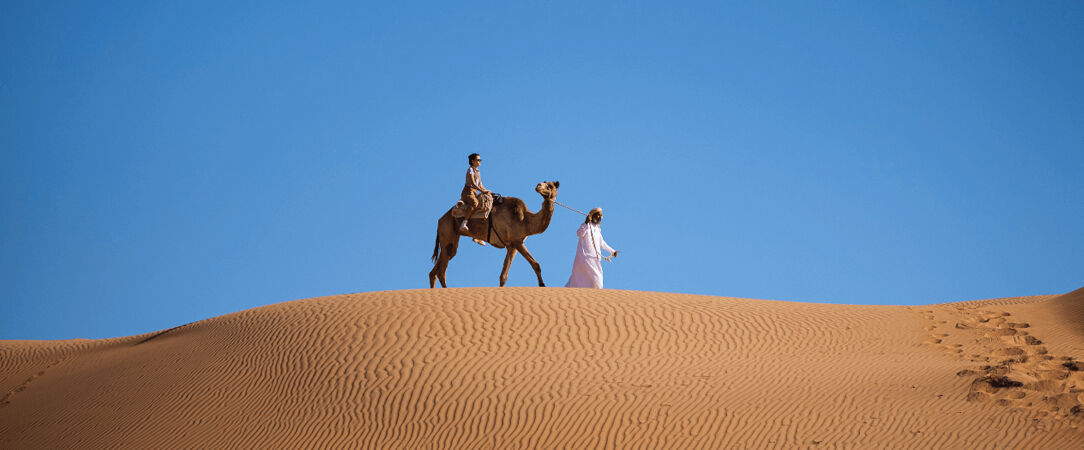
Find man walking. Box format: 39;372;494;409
565;207;618;288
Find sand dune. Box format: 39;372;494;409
2;287;1081;448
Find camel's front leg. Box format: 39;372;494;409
499;247;518;287
514;243;544;287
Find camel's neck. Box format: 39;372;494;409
527;198;555;235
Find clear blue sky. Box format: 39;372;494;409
3;1;1081;340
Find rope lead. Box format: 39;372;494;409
554;201;588;216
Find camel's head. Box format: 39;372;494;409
535;181;559;200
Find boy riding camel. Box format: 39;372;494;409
460;153;490;246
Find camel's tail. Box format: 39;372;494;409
431;227;440;263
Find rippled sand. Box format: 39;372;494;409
2;287;1081;448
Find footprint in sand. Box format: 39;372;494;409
993;347;1025;357
2;368;51;408
915;309;979;359
947;307;1084;421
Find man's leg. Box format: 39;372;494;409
460;210;486;245
460;188;478;233
459;207;474;232
460;192;485;245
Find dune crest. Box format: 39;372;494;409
2;288;1081;448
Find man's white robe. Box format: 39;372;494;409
564;222;615;289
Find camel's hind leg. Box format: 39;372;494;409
430;259;447;288
431;240;458;288
430;215;460;288
513;242;545;287
499;246;518;287
429;257;444;288
428;249;441;288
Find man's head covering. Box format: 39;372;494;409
587;207;603;223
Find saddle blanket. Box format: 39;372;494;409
450;191;494;219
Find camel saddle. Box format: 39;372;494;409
450;191;499;219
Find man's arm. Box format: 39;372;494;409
602;236;620;260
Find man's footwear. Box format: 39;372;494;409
473;238;487;246
459;223;470;234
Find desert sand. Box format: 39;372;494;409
2;287;1081;448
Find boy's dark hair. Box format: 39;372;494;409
468;153;480;163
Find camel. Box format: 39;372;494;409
430;181;559;288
